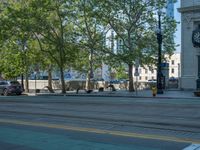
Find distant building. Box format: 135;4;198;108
132;53;180;83
166;0;174;18
167;53;181;78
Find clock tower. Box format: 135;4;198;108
178;0;200;90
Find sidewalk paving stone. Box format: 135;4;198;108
25;89;200;99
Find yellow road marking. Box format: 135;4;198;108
0;118;199;144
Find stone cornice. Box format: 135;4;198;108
178;5;200;13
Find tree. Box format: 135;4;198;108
0;0;37;92
95;0;176;92
26;0;80;93
73;0;107;90
27;40;55;93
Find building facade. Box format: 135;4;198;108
166;0;175;18
178;0;200;90
133;53;180;82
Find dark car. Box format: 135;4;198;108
0;81;23;96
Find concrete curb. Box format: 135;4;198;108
27;92;200;99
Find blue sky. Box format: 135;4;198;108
174;0;181;52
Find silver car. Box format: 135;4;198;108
0;81;23;96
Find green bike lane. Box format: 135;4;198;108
0;120;191;150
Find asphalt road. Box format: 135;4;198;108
0;96;200;149
0;122;189;150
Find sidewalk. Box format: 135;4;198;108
28;89;200;99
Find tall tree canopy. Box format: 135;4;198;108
94;0;177;91
0;0;177;93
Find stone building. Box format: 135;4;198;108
133;53;180;82
178;0;200;90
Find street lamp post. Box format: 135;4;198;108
156;10;164;94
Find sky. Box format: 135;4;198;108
174;0;181;52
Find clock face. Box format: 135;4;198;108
193;31;200;43
192;29;200;47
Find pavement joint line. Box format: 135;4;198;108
0;118;199;144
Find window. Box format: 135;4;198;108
171;60;175;65
171;68;174;74
0;81;6;85
139;68;142;74
151;70;154;73
139;76;142;80
10;81;20;85
145;76;148;80
118;39;123;51
145;69;148;74
152;76;154;80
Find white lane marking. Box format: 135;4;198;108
183;144;200;150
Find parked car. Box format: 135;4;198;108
0;81;23;96
109;80;120;84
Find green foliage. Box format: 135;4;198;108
0;0;177;92
92;0;177;91
115;65;128;80
28;0;79;66
0;49;22;79
72;0;107;89
0;0;38;80
94;0;175;66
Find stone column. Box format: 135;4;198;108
179;2;200;90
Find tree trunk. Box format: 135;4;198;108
60;66;66;94
85;49;93;90
21;74;24;91
85;70;92;90
48;65;54;93
128;64;134;92
25;71;29;93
